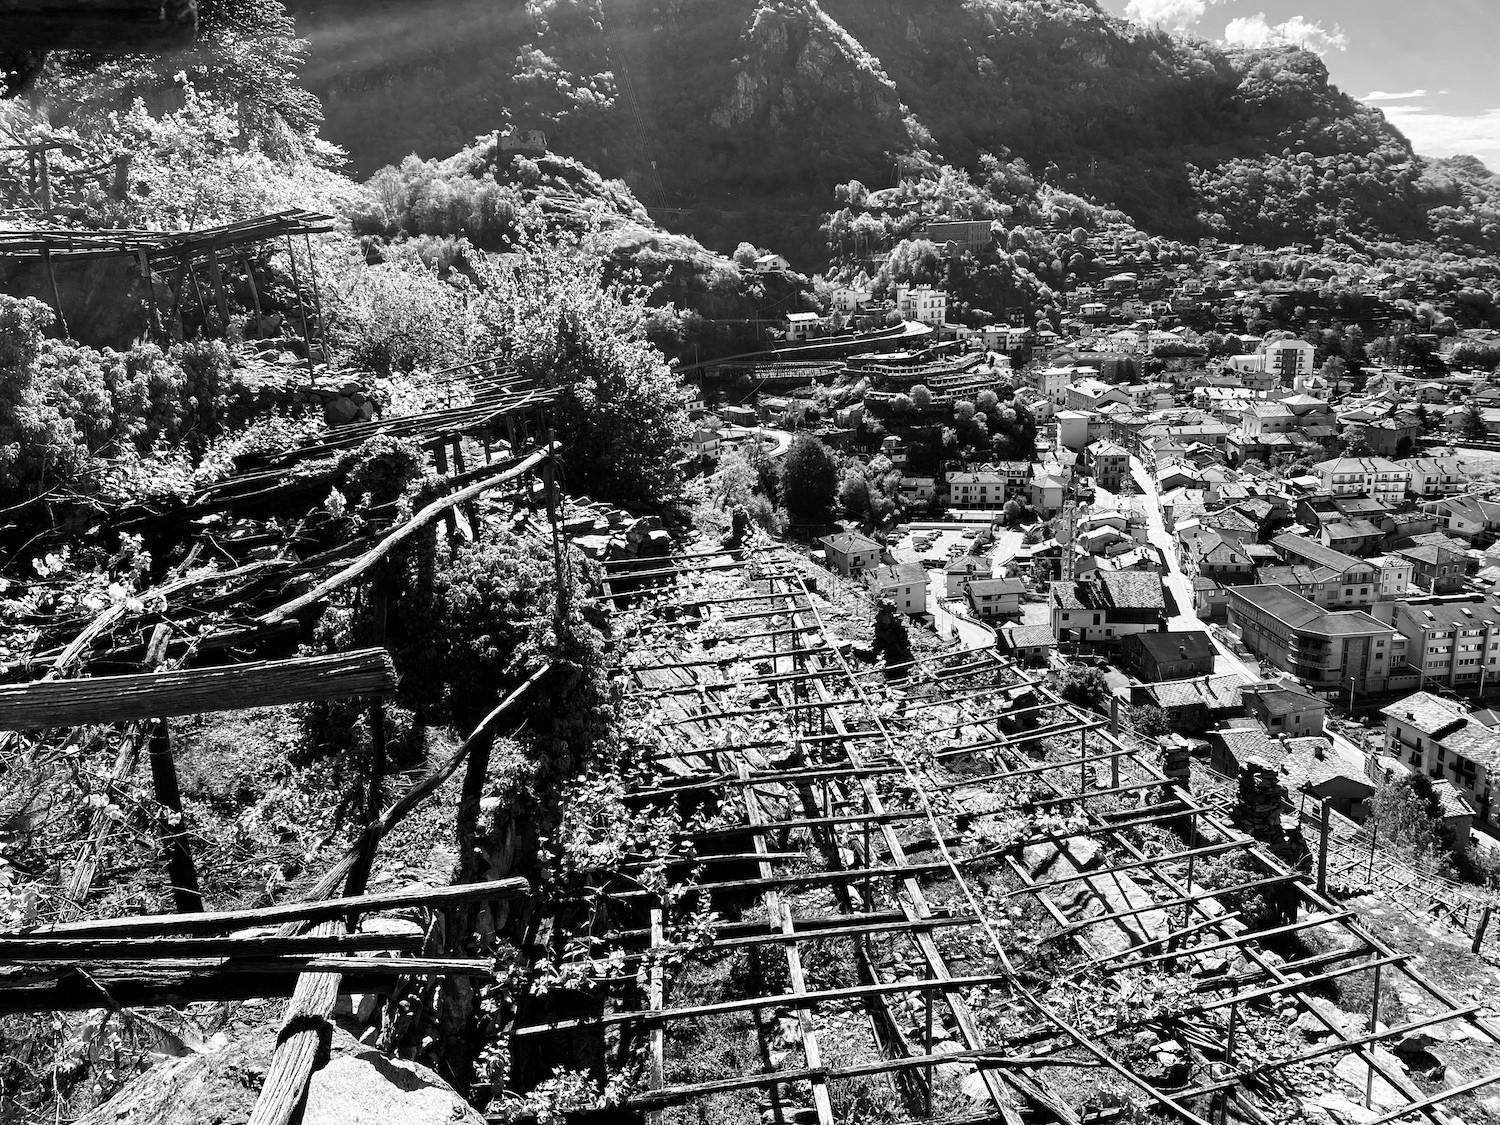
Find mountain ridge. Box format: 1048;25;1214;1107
286;0;1497;264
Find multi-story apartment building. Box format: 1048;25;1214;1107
1226;584;1405;695
945;462;1030;508
1378;596;1500;693
1381;691;1495;823
1402;457;1470;499
1310;457;1411;504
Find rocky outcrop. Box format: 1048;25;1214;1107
77;1024;483;1125
711;0;908;137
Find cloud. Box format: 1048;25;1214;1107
1223;12;1349;54
1124;0;1213;29
1361;89;1428;103
1380;105;1500;170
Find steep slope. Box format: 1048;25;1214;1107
287;0;1490;261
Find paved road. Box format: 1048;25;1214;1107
991;528;1026;568
926;569;996;650
720;426;794;458
1130;456;1261;682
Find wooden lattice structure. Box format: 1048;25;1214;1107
0;357;577;1123
0;209;333;354
510;545;1500;1125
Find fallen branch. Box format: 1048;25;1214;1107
255;443;558;628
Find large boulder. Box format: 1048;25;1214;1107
77;1024;483;1125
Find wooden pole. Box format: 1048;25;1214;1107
303;232;329;361
255;447;556;627
1366;961;1382;1109
284;234;315;380
206;247;231;333
241;253;263;320
149;718;203;913
1316;797;1332;898
25;877;530;938
37;146;51;216
138;247;163;342
1473;906;1492;954
40;248;67;338
433;442;458;541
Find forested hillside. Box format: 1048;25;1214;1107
285;0;1498;264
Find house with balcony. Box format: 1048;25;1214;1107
1269;534;1382;608
1395;543;1467;595
1380;596;1500;694
944;556;992;599
866;561;929;616
965;577;1025;621
820;531;883;578
1225;584;1405;695
1310;456;1411;504
1380;691;1495;825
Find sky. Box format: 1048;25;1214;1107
1097;0;1500;170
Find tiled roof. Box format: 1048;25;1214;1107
1244;681;1323;717
1143;674;1247;710
1271;533;1364;574
1227;585;1389;637
1379;691;1468;737
821;531;882;554
1096;571;1166;611
1438;720;1500;772
1275;737;1373;797
1126;630;1216;664
1001;623;1057;648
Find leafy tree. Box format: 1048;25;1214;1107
1369;774;1446;873
711;451;758;511
839;469;872;520
1462;404;1489;443
469;240;690;507
911;384;933;409
779;434;840;523
976;389;1000;415
1126;704;1172;737
44;0;324;161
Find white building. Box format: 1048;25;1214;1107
895;285;949;327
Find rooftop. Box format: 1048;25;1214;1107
1142;673;1247;711
1380;690;1469;737
1227;584;1390;637
1271;532;1364;575
1392;597;1500;633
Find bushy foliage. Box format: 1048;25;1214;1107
0;296;280;504
1057;666;1110;712
467;239;690;507
331;258;470;377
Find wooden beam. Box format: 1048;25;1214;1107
21;877;530;938
0;648;397;731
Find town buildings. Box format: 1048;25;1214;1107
1225;584;1405;695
